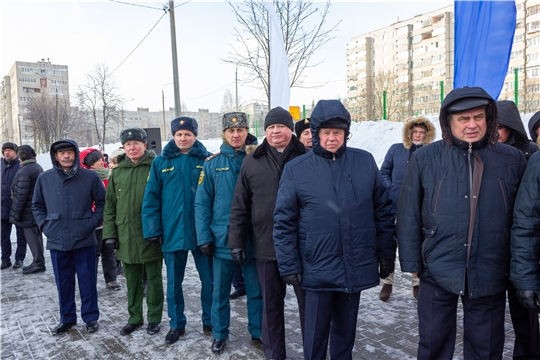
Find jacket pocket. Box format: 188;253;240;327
43;213;61;237
498;179;508;215
433;180;444;214
71;211;94;239
421;225;437;262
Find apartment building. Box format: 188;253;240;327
347;0;540;121
1;59;69;145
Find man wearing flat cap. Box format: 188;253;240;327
195;112;262;353
32;139;106;335
228;106;306;360
142;117;213;345
103;128;164;337
397;86;527;359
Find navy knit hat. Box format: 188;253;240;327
264;107;294;131
171;116;198;136
120;127;147;145
2;142;17;154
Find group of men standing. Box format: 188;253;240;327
2;86;540;359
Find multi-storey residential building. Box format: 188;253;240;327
347;6;453;121
347;0;540;121
1;59;69;145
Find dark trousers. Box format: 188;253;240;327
94;229;117;284
303;290;360;360
124;259;164;325
1;219;26;262
417;280;506;360
232;265;245;292
257;260;306;360
50;246;99;324
23;226;44;267
508;285;540;359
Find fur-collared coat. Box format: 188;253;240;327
380;117;436;212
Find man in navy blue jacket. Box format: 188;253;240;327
1;142;26;269
32;140;105;335
397;87;527;359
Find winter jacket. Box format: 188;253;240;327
511;146;540;291
1;157;20;219
380;117;436;212
103;150;162;264
195;135;257;260
397;87;527;298
9;160;43;227
228;135;307;261
143;139;210;253
497;100;538;160
32;139;106;251
273;99;396;293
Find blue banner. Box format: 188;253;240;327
454;1;516;100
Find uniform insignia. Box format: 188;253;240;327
232;117;237;123
198;170;205;185
205;152;221;162
180;120;184;125
304;119;310;124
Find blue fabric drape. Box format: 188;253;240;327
453;1;516;100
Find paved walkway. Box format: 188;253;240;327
1;234;519;359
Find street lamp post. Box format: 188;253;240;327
162;82;174;141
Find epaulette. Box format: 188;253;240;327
205;152;221;162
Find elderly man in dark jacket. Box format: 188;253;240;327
528;111;540;143
397;87;527;359
1;142;26;269
229;107;306;360
32;139;106;335
274;99;396;360
9;145;44;274
496;100;540;359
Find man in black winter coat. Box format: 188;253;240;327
228;107;306;360
9;145;45;274
1;142;26;269
496;100;540;359
397;87;527;359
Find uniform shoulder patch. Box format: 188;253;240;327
205;152;221;162
198;170;205;185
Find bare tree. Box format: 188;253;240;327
77;64;122;150
224;0;339;108
358;71;408;121
24;91;76;153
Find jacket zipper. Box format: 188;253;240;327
464;143;472;295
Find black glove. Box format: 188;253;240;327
230;248;246;266
379;259;395;279
283;273;302;287
516;290;540;312
199;243;214;258
145;236;163;245
104;238;119;250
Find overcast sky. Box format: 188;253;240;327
1;0;452;113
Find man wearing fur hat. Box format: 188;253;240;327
295;118;312;147
9;145;44;274
228;106;306;360
379;117;436;301
195;112;261;353
103;128;164;337
1;142;27;270
142;117;213;344
32;139;105;335
397;87;527;359
80;148;120;291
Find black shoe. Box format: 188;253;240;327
12;260;23;269
147;322;160;335
165;327;185;345
52;322;76;335
1;261;12;269
86;321;99;333
251;336;262;344
22;264;45;274
120;323;142;336
212;338;226;353
203;324;212;334
229;288;246;300
106;281;121;290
